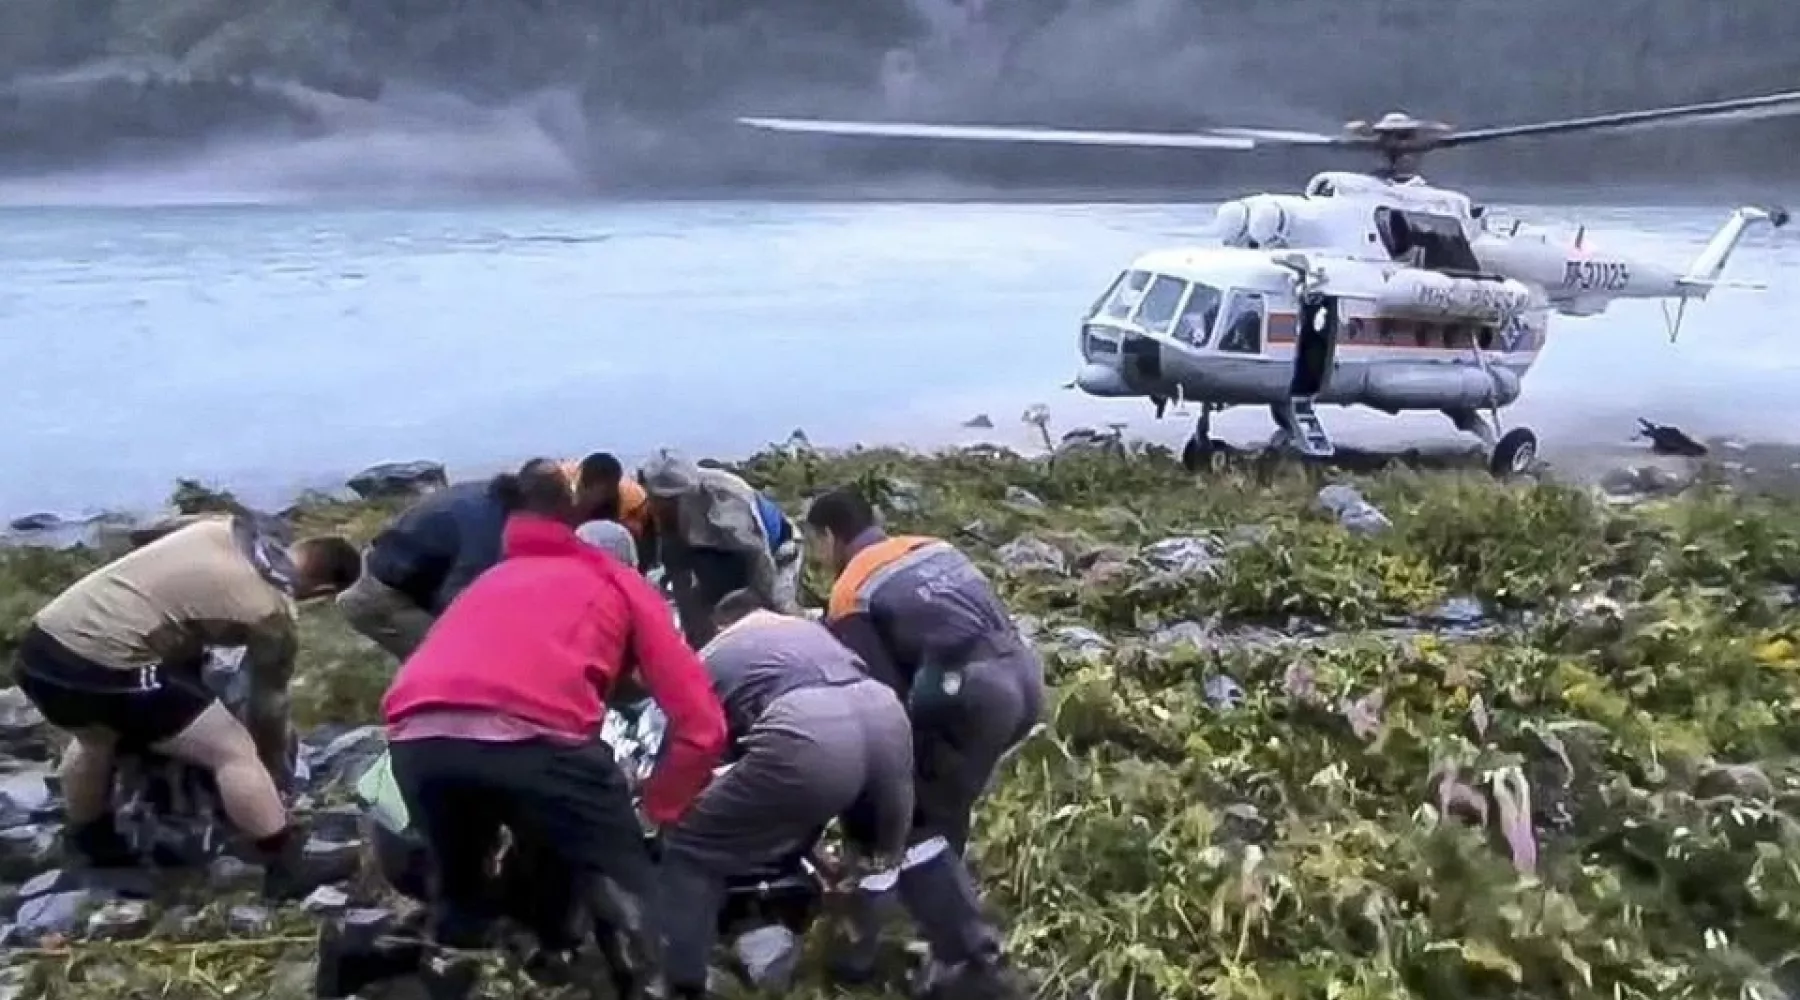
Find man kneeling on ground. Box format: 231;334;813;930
380;460;727;1000
13;515;361;898
655;588;914;999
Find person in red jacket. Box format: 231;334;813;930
381;459;727;1000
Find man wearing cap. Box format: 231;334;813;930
638;450;802;648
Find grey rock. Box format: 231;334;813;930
346;460;448;500
8;513;61;532
208;856;262;891
303;886;350;914
0;772;52;828
86;899;151;939
1141;536;1221;578
961;413;993;428
1003;486;1046;510
228;904;272;934
880;477;925;515
1011;614;1043;643
303;835;365;887
1204;675;1246;710
20;868;68;899
0;823;58;881
1431;597;1487;627
0;688;48;760
1055;427;1122;456
1316;485;1391;536
996;536;1065;575
0;964;26;1000
1049;625;1110;658
16;889;100;940
1599;463;1695;498
1147;621;1210;652
1697;762;1775;801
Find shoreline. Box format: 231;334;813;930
4;427;1786;550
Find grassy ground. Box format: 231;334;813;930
7;440;1800;999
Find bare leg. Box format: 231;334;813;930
59;730;117;825
154;702;286;839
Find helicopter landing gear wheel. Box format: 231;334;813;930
1488;427;1538;480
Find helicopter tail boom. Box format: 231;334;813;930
1673;205;1790;299
1654;204;1789;341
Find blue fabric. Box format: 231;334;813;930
365;482;508;613
754;492;790;552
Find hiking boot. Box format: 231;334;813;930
66;816;140;869
259;829;316;902
313;919;424;999
418;949;481;1000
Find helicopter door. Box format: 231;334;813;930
1290;296;1339;398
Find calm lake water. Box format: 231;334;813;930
0;199;1796;518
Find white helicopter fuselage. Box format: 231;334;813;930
1074;171;1777;423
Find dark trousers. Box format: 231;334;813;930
893;648;1046;966
389;736;657;983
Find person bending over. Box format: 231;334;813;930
14;516;360;898
380;459;727;1000
806;486;1045;1000
338;460;563;660
638;450;802;648
564;452;659;573
656;589;913;998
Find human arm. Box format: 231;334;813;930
241;609;301;793
827;612;910;700
612;565;728;826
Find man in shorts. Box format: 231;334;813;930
14;514;361;898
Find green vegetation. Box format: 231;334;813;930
9;441;1800;998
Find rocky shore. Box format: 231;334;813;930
4;435;1800;999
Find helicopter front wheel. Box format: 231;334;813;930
1487;427;1538;480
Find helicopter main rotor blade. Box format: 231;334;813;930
1440;89;1800;148
1207;126;1347;146
736;117;1257;150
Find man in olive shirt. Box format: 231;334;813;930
14;515;361;898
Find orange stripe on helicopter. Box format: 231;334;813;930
1262;312;1539;354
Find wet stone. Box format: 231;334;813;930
209;855;261;891
0;823;59;881
997;536;1066;575
346;460;448;500
1003;486;1045;510
16;888;103;941
303;885;349;914
1317;485;1391;536
1140;536;1221;578
228;904;272;934
86;899;151;939
0;772;53;829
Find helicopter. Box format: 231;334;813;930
738;90;1800;477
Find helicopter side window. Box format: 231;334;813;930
1216;291;1265;354
1133;274;1187;335
1099;269;1151;321
1173;282;1222;347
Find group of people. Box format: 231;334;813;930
9;447;1045;1000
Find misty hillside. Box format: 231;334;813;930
1;0;1797;191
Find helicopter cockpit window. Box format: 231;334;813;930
1098;269;1152;321
1173;282;1222;347
1217;291;1265;354
1133;275;1187;335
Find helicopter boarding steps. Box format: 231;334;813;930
1279;398;1336;457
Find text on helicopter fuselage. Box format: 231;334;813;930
1561;259;1630;292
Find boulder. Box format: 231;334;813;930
346;461;448;500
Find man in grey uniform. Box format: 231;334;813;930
807;486;1043;999
656;589;914;1000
